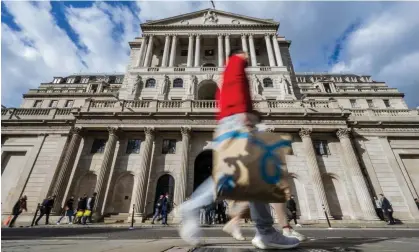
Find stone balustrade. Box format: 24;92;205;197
130;66;287;74
349;108;419;121
1;108;76;120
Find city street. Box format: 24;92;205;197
2;227;419;251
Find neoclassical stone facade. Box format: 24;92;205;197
2;9;419;223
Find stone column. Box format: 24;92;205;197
194;34;201;67
187;34;194;67
248;34;257;67
241;34;248;53
136;36;147;67
93;127;119;215
175;127;191;207
143;35;154;67
217;34;224;67
225;34;230;60
299;128;332;219
132;127;155;218
337;129;379;220
161;34;171;67
272;35;284;67
52;127;83;213
169;34;178;67
264;34;276;67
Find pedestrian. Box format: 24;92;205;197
35;195;56;225
151;195;164;224
57;196;75;225
415;198;419;210
178;49;300;249
286;195;301;227
199;207;206;225
82;192;97;225
74;196;87;224
374;196;384;221
216;200;227;224
161;193;171;225
8;195;27;228
380;194;395;225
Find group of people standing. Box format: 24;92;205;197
151;193;172;225
199;200;228;225
374;193;397;225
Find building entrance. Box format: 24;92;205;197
193;150;213;191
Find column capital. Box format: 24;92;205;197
248;33;254;38
107;127;119;136
188;33;194;37
70;127;83;135
144;127;155;137
195;34;201;38
180;126;191;136
224;33;230;38
217;33;223;37
241;33;247;38
172;34;178;38
299;128;312;138
265;127;275;133
336;128;351;139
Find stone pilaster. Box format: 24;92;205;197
217;34;224;67
161;34;171;67
264;34;276;67
175;126;191;207
272;35;283;67
52;127;83;213
241;34;248;53
132;127;155;220
224;34;230;60
194;35;201;67
248;34;257;67
337;128;379;220
187;34;194;67
143;35;154;67
136;36;147;67
299;128;332;219
169;34;177;67
93;127;119;215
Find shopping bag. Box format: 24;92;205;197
3;216;12;226
212;127;292;203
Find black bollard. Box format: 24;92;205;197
322;204;332;228
31;203;41;227
129;204;135;230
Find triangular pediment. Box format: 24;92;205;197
142;9;278;27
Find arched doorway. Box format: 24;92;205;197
154;174;175;212
76;172;97;199
197;80;218;100
193;150;213;190
112;174;134;213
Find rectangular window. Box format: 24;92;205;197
313;140;331;156
53;78;62;84
81;78;89;84
367;99;374;108
126;139;141;154
65;100;74;108
66;78;75;84
49;100;58;108
181;50;188;56
91;139;107;153
350;99;358;108
255;49;260;56
383;99;391;108
162;139;176;154
323;83;332;93
91;84;98;93
204;49;214;57
33;100;42;108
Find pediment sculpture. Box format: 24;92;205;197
203;10;218;24
132;75;142;95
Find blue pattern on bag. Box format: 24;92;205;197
213;130;291;188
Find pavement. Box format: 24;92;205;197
2;226;419;252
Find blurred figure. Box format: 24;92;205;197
374;196;384;221
286;195;301;227
8;195;27;228
151;195;164;224
57;196;75;225
380;194;395;225
35;195;56;225
82;192;97;225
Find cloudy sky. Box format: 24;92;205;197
2;0;418;107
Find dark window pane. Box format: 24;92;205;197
173;78;183;88
145;78;156;88
162;139;176;154
205;49;214;56
91;139;107;153
313;140;330;156
181;50;188;56
126;139;141;154
263;78;273;88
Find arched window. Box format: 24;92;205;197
145;78;156;88
173;78;183;88
263;78;273;88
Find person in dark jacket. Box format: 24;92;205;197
35;195;56;225
151;195;164;224
216;200;227;224
8;195;28;228
380;194;395;225
161;193;172;225
286;195;301;227
82;192;97;224
56;196;75;224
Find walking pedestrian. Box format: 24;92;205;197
74;195;87;224
374;196;384;221
286;195;301;227
151;195;164;224
57;196;75;225
82;192;97;224
161;193;171;225
380;194;396;225
216;200;227;224
178;49;300;249
35;195;56;225
8;195;27;228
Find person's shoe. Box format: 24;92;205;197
251;231;300;250
283;228;306;241
56;222;60;225
178;219;202;246
223;221;245;241
296;224;302;227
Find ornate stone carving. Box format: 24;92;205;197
144;127;155;136
188;75;197;95
132;75;142;95
107;126;119;136
160;75;170;95
70;127;82;135
336;128;351;139
180;20;189;25
231;19;240;24
180;126;191;136
206;73;214;80
203;10;218;24
252;74;263;96
265;127;275;133
299;128;312;138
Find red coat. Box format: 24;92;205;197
216;55;253;121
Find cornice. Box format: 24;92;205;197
302;92;404;98
141;24;278;31
23;93;118;98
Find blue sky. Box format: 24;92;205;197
2;1;419;107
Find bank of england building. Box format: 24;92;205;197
2;9;419;223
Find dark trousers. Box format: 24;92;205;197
217;211;227;224
288;211;298;225
8;214;20;227
151;208;161;223
384;211;395;224
161;210;168;224
375;208;385;220
35;209;51;225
